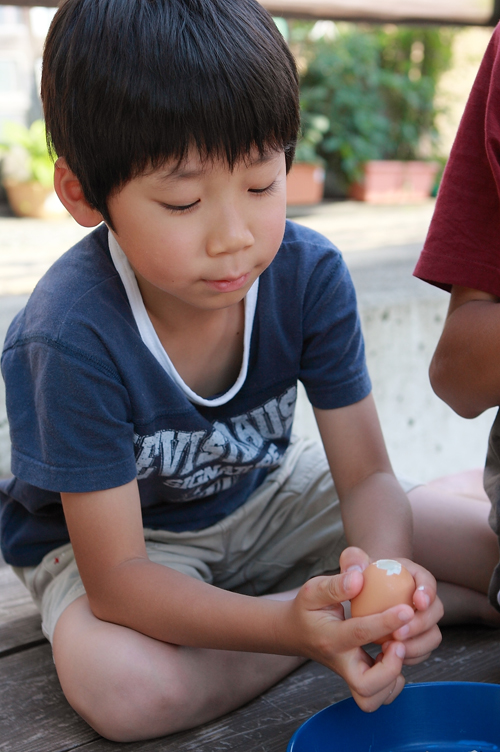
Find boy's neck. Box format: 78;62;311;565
136;274;246;399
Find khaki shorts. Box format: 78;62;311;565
13;436;418;642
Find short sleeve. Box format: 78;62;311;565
414;24;500;296
299;250;371;410
2;337;137;493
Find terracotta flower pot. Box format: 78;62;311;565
349;160;439;204
3;180;67;219
286;162;325;206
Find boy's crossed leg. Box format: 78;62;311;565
53;592;305;742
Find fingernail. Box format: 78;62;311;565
346;565;363;573
343;572;352;589
396;644;405;659
397;624;410;638
416;586;430;608
398;609;412;623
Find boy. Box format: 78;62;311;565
0;0;442;742
414;24;500;623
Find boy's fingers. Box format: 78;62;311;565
413;586;431;611
348;641;406;711
301;571;364;609
354;673;405;713
398;559;437;611
381;673;406;706
337;605;414;652
398;624;442;663
392;595;443;642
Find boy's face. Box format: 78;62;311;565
106;148;287;314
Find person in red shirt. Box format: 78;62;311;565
414;22;500;621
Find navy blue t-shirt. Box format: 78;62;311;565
0;220;371;566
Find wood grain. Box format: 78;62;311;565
0;643;97;752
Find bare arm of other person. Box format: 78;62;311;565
429;286;500;418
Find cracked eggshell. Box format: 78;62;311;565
350;560;415;643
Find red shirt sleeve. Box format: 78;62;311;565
414;25;500;296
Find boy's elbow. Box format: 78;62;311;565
87;593;118;624
85;558;152;627
429;353;483;420
86;577;131;625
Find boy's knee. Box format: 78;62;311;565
61;651;191;742
53;604;191;741
83;683;187;742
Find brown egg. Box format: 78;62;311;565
350;559;415;644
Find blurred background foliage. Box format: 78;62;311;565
288;21;456;194
0;119;53;188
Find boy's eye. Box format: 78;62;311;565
249;180;278;196
161;200;200;214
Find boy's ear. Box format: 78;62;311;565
54;157;104;227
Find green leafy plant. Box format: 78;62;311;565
0;120;54;188
295;112;330;163
296;24;455;186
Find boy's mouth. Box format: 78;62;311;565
204;273;249;292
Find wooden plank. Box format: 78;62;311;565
0;0;59;5
260;0;494;24
0;615;46;657
0;643;98;752
0;564;45;654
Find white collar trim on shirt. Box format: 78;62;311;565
107;230;259;406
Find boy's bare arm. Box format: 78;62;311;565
62;481;291;653
314;394;443;662
314;394;412;560
430;285;500;418
61;481;419;711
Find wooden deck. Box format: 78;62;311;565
2;556;500;752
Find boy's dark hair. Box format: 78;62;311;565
42;0;300;226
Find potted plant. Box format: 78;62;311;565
0;119;66;218
287;111;328;205
297;24;454;202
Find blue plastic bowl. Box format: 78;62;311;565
287;682;500;751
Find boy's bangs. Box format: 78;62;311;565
136;81;296;177
42;0;300;222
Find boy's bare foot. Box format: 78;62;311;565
408;481;500;627
437;582;500;627
425;469;489;502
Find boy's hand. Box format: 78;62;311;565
388;557;443;665
339;547;443;666
288;570;413;712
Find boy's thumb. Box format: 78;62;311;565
303;571;363;609
339;546;370;574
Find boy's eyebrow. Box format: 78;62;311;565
152;153;278;184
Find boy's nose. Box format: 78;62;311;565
205;208;254;256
